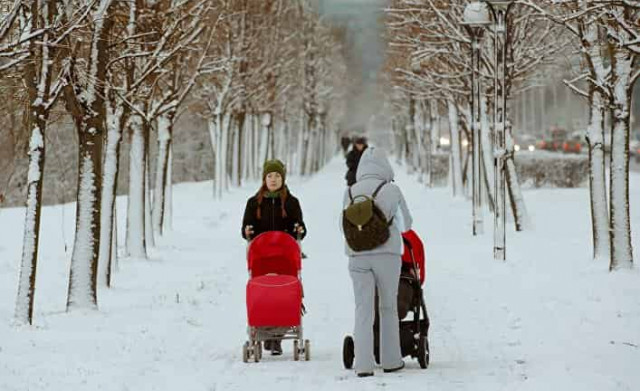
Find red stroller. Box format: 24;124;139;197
243;231;310;362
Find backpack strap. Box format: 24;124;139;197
372;181;394;226
371;181;387;199
347;186;354;202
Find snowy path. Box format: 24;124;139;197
1;157;639;391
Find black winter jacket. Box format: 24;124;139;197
345;146;367;186
241;192;307;241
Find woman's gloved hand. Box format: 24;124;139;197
244;225;254;239
293;223;305;236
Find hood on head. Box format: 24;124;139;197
356;147;394;182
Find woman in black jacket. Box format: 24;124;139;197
241;159;307;241
241;159;307;356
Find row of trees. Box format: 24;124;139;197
383;1;566;229
1;0;347;325
382;0;636;271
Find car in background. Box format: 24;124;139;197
562;132;585;154
538;127;567;152
514;134;537;152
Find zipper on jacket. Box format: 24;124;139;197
271;198;276;231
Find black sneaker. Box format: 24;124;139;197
383;361;405;373
271;340;283;356
357;372;374;378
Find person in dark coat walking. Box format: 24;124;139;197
345;136;368;186
341;135;352;156
241;159;307;355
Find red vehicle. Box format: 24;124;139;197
538;128;583;154
562;136;583;154
243;231;309;362
538;127;566;152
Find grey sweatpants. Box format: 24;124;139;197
349;254;403;373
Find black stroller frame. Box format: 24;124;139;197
343;237;430;370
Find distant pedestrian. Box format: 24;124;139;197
341;136;351;156
345;136;368;186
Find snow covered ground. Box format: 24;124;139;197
1;157;639;391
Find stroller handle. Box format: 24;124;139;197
402;236;413;250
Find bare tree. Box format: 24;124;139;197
62;0;115;310
522;1;636;269
8;0;68;324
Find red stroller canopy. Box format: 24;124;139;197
401;229;426;284
247;231;301;278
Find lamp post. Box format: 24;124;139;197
462;2;491;237
482;0;515;261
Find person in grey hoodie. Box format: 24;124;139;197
342;147;413;377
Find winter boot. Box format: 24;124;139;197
383;361;405;373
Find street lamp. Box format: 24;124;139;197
462;2;491;237
482;0;515;261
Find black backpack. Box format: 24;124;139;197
342;181;393;252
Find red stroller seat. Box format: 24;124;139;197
243;231;309;362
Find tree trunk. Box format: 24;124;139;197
111;204;118;272
15;121;47;325
480;95;495;211
144;121;154;248
152;110;174;236
296;114;306;175
15;1;54;324
609;48;634;270
164;146;173;232
125;115;147;258
259;114;270;167
221;113;231;192
505;123;529;231
230;119;239;186
208;117;220;198
236;112;245;186
428;101;439;187
447;98;463;198
411;98;422;175
98;101;125;287
586;87;610;261
67;0;113;309
67;130;103;310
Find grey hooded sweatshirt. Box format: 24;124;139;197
342;147;413;257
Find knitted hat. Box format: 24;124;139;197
354;136;367;145
262;159;286;181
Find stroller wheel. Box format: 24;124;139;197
304;339;311;361
254;342;262;362
293;340;300;361
342;335;354;369
242;341;250;363
417;335;429;369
